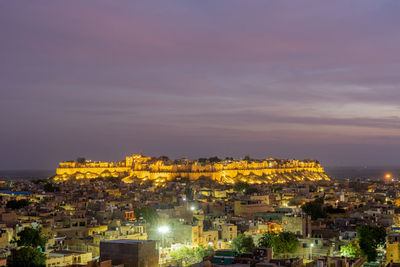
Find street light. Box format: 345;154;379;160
158;226;169;234
158;226;170;264
158;226;169;248
310;243;314;260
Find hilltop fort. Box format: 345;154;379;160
55;154;330;185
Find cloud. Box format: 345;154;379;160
1;0;400;169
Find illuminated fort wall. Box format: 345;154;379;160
55;154;328;183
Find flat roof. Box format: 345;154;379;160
49;250;89;257
100;239;155;244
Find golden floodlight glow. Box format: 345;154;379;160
385;173;392;179
55;153;330;185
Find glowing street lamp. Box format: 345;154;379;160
158;226;169;249
158;226;170;234
190;206;196;211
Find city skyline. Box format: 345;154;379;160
1;1;400;169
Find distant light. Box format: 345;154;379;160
190;206;196;211
158;226;169;234
182;198;186;201
311;243;314;247
385;173;392;179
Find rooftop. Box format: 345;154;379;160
100;239;155;244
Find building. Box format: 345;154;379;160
234;200;274;218
282;214;311;238
46;251;92;267
387;233;400;263
100;239;158;267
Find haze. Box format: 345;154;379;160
1;1;400;169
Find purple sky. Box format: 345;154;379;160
1;1;400;169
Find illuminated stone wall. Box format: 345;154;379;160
55;154;330;184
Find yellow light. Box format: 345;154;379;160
385;173;392;179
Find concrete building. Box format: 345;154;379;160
282;214;311;238
46;251;92;267
387;233;400;263
100;239;158;267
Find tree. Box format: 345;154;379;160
230;233;255;253
208;156;221;163
340;241;363;258
44;182;59;192
197;158;207;165
31;179;46;185
302;198;326;220
246;186;259;195
272;232;299;257
325;205;346;214
16;227;48;249
6;199;30;210
134;207;159;225
356;225;386;262
170;245;213;266
159;155;169;161
184;187;193;201
258;232;299;257
8;246;46;267
76;157;86;164
234;182;249;193
195;244;214;261
258;231;277;248
170;246;196;266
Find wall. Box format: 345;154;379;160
55;154;330;185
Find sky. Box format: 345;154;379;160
1;0;400;170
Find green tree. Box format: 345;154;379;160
197;158;207;165
8;246;47;267
272;232;299;257
340;241;363;258
134;207;159;225
32;179;46;185
170;245;213;266
159;155;169;161
230;233;255;253
43;182;59;192
208;156;221;163
195;244;214;261
184;187;193;201
6;199;30;210
246;187;259;195
302;198;326;220
356;225;386;262
325;205;346;214
16;227;48;249
170;246;195;266
258;231;277;248
76;157;86;164
233;182;249;193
